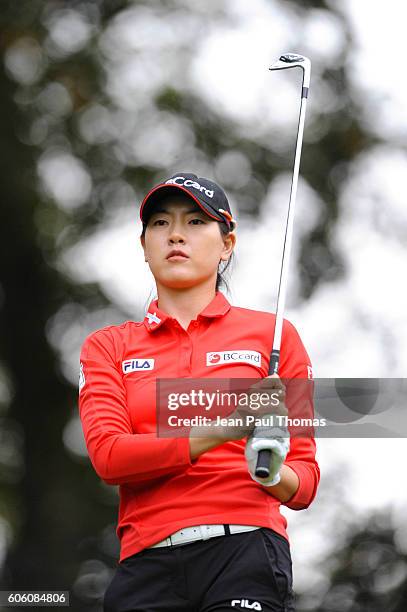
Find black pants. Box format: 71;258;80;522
104;527;294;612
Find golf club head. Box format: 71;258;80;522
269;53;311;88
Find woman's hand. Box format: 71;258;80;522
237;373;287;418
243;374;290;486
245;427;290;486
191;374;287;444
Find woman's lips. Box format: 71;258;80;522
167;254;189;261
166;250;189;261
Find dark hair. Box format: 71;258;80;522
216;221;234;292
141;207;234;294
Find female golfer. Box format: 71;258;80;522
79;172;320;612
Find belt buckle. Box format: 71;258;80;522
166;524;229;547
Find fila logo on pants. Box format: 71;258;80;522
231;600;262;610
165;176;214;198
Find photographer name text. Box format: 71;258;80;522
167;414;326;427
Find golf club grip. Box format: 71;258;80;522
255;351;280;478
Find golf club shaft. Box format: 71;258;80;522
255;65;309;479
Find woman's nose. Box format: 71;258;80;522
168;222;186;243
169;233;186;244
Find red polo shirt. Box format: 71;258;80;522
78;291;319;562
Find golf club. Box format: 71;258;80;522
255;53;311;478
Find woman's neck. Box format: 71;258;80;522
156;281;217;330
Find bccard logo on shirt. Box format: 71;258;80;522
208;353;221;364
122;358;155;374
206;350;261;368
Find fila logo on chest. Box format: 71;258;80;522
122;358;155;373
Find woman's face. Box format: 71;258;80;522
140;196;235;290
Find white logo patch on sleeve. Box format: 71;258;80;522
79;362;86;391
307;365;313;380
206;350;261;368
122;358;155;374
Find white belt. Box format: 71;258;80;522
148;524;260;548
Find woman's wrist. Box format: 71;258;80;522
189;418;247;457
262;465;300;502
189;436;226;460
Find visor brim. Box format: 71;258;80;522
140;184;227;225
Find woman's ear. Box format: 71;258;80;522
220;231;236;261
140;235;148;262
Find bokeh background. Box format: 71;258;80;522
1;0;407;610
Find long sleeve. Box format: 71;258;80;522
78;329;192;486
284;437;320;510
279;319;320;510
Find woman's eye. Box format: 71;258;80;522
150;217;204;226
189;218;205;225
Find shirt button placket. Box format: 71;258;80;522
175;325;193;377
